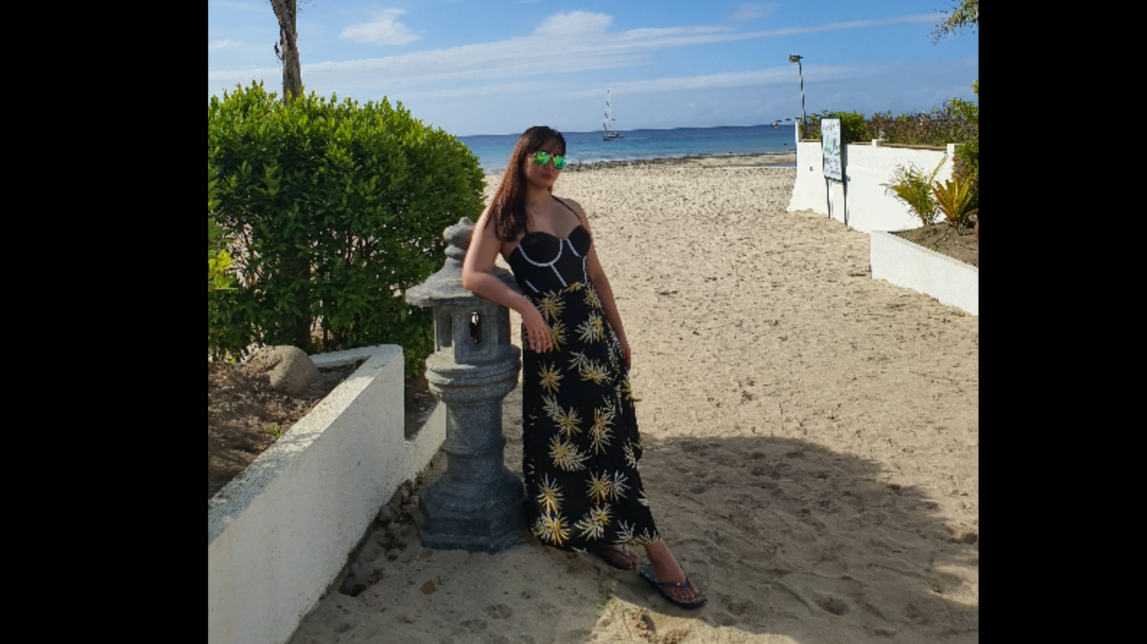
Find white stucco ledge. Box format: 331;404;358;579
208;344;447;644
870;231;978;316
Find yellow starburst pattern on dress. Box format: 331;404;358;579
568;350;590;373
538;362;563;395
542;395;562;420
563;282;584;293
533;511;570;546
589;405;616;454
552;405;582;439
549;436;588;472
615;520;635;545
584;287;602;311
618;374;634;401
579;359;610;386
538;291;565;323
574;504;613;540
637;489;649;507
576;313;605;344
609;471;630;500
607;329;622;355
547;320;568;352
537;475;564;515
623;441;638;469
586;471;612;504
629;528;661;547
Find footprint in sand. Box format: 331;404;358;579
814;593;850;616
485;603;513;619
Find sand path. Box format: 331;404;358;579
289;162;978;644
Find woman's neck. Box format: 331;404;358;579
524;186;552;211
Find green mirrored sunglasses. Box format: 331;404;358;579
532;151;567;170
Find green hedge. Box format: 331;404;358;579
208;82;485;377
802;98;978;147
954;138;979;212
801;111;868;144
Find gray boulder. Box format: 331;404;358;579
249;346;318;396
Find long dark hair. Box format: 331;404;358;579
487;126;567;241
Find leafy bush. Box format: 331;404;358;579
802;98;978;147
883;158;944;226
208;82;486;377
932;173;979;233
868;98;977;146
953;137;979;212
802;111;868;143
208;165;236;293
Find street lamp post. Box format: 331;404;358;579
789;54;805;137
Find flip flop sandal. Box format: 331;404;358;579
639;563;707;609
594;545;639;571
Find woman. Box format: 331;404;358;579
461;126;705;609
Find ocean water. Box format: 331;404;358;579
458;124;797;175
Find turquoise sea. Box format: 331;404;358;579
458;124;798;175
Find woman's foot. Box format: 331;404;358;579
593;544;640;571
643;540;704;605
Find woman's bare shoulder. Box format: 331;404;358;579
556;196;590;225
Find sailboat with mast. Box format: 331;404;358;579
602;88;622;140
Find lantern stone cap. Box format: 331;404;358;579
406;217;521;309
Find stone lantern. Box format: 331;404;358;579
404;217;529;553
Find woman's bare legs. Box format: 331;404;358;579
643;540;701;602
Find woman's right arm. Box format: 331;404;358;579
461;208;553;354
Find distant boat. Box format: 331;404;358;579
603;89;622;140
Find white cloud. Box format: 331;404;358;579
566;65;860;97
208;39;242;51
730;3;779;21
745;14;941;38
534;10;612;34
340;9;419;46
401;80;567;100
211;12;947;96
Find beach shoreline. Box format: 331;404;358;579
483;152;797;177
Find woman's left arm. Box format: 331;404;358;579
565;199;632;371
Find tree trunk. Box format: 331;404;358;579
270;0;302;103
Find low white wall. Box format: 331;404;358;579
789;141;958;233
208;344;447;644
870;231;978;315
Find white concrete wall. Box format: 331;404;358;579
208;345;447;644
870;231;978;315
789;141;958;233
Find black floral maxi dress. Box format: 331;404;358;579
506;197;661;552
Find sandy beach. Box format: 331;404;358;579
288;155;979;644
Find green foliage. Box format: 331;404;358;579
932;174;979;233
801;98;977;147
883;158;945;226
802;111;868;144
932;0;979;43
868;98;978;146
207;82;486;377
953;138;979;213
208;165;237;293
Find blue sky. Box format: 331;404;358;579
208;1;978;136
